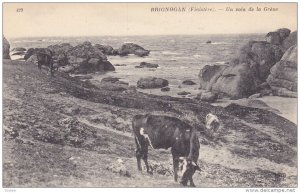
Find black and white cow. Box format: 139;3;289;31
132;113;220;187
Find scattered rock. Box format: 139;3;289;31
248;93;262;99
114;64;127;66
74;75;93;80
101;77;121;83
182;80;196;85
206;40;212;44
137;77;168;89
3;36;10;59
58;65;75;73
136;62;159;68
144;161;173;176
195;91;218;102
161;87;170;92
100;77;129;91
177;91;191;96
226;99;280;114
4;126;19;140
106;159;131;177
11;47;26;52
118;43;150;57
11;51;26;56
277;88;297;98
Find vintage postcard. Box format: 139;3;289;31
2;2;297;190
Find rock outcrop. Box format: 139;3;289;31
198;28;295;99
3;36;10;59
137;77;168;89
199;65;228;90
267;45;297;97
118;43;150;57
266;28;291;45
25;42;115;74
94;44;115;55
282;31;297;52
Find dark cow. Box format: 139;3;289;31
132;114;201;187
36;48;55;76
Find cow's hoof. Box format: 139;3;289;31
147;171;153;175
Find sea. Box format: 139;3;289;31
9;34;265;97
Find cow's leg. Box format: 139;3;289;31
189;176;196;187
171;148;179;182
135;137;143;171
50;64;54;76
38;62;42;71
142;147;152;174
172;155;179;182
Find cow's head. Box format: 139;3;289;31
205;113;220;136
178;157;200;186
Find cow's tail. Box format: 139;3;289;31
188;131;199;162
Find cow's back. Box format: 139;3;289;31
132;114;193;149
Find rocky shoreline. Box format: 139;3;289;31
4;28;297;101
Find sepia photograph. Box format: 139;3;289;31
2;2;298;189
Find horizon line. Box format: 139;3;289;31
5;32;270;39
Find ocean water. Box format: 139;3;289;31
9;34;265;97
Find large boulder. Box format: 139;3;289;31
26;42;115;74
237;41;283;81
11;47;26;52
99;77;129;92
182;80;196;85
265;28;291;45
67;41;107;61
24;48;37;60
136;62;159;68
3;36;10;59
198;30;287;99
282;31;297;52
198;64;228;90
48;43;73;56
211;63;257;99
137;77;168;89
118;43;150;57
94;44;115;55
267;45;297;97
70;57;114;74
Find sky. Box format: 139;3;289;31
3;3;297;38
